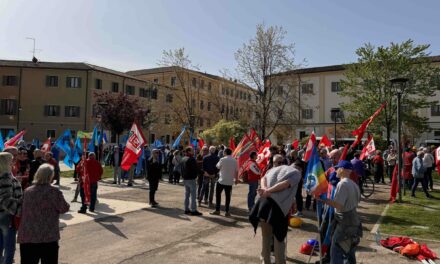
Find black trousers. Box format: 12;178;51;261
148;179;159;204
80;183;98;211
20;241;59;264
295;182;303;212
215;183;232;212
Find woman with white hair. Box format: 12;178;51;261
0;152;23;264
17;163;69;263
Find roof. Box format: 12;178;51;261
274;55;440;76
0;59;147;83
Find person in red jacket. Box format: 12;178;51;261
402;147;415;190
245;152;261;212
77;152;103;214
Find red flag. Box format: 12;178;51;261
360;134;375;160
233;129;261;176
303;132;316;162
248;128;263;150
229;136;236;151
339;144;349;161
121;123;147;171
292;139;299;150
198;138;205;149
351;102;387;148
390;164;399;203
319;134;332;148
4;130;26;147
41;138;52;152
256;140;271;170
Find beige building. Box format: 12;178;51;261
0;60;254;145
272;56;440;146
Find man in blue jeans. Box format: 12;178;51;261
181;147;202;216
244;152;261;212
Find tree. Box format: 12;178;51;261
340;40;440;143
200;120;246;145
157;48;202;136
94;92;146;143
235;24;301;140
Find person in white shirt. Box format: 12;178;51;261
423;147;435;191
210;148;238;217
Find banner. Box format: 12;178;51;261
360;134;375;160
0;132;4;151
77;131;93;139
256;140;271;170
121;123;147;171
304;146;328;195
4;130;26;148
303;132;316;162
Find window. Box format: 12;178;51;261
2;76;18;86
192;99;196;108
95;79;102;90
226;88;229;96
139;88;150;98
66;77;81;88
302;109;313;119
164;114;171;124
248;93;251;101
65;106;80;117
112;82;119;93
434;131;440;137
301;83;313;94
166;94;173;103
330;108;344;121
199;117;204;127
222;87;225;95
192;78;197;88
200;80;205;89
47;130;56;138
165;135;171;144
44;105;61;116
207;119;211;127
171;77;176;87
151;88;158;99
331;82;342;92
150;133;155;144
200;100;204;110
221;104;225;113
208;82;212;91
46;76;58;87
153;78;159;84
229;106;233;114
231;89;234;98
0;129;14;139
299;131;307;139
431;105;440;116
207;102;211;111
125;85;135;95
0;99;17;115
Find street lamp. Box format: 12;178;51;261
331;108;341;147
390;77;409;203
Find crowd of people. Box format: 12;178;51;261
0;137;438;264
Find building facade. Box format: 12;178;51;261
272;56;440;146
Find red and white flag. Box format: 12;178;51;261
41;138;52;152
256;140;271;170
360;135;376;160
303;132;316;162
4;130;26;147
121;123;147;171
351;102;387;148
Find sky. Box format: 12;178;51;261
1;0;440;75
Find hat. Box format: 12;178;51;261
334;160;353;170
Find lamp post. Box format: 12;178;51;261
331;109;340;147
390;77;409;203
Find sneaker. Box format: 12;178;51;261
89;209;95;212
208;202;213;208
294;211;303;217
184;210;191;215
203;200;208;205
112;181;117;184
210;210;220;215
225;212;231;217
190;211;203;216
198;201;202;207
78;209;87;214
152;202;159;207
127;183;133;187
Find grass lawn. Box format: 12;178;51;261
380;181;440;240
60;166;114;179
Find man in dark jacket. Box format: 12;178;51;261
199;146;220;207
180;147;202;216
147;149;162;207
29;149;45;185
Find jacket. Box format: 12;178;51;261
0;172;22;216
181;155;198;180
245;159;261;182
147;158;162;182
412;156;425;179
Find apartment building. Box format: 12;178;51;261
0;60;254;145
272;56;440;146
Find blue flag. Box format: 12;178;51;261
120;133;129;146
32;139;40;148
55;130;74;168
6;130;15;140
152;139;163;149
73;137;83;164
88;126;98;152
0;132;4;151
135;148;145;175
172;127;186;149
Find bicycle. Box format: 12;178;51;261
360;173;375;198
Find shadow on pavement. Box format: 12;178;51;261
95;214;127;239
142;207;191;221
